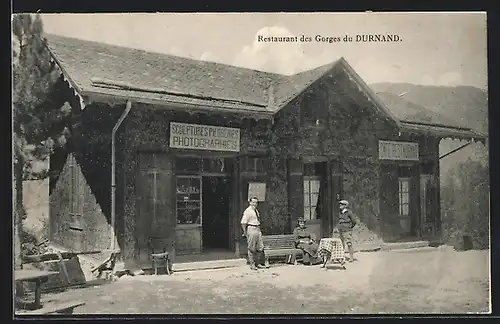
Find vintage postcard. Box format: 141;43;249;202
13;12;490;315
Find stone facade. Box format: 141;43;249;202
49;71;441;262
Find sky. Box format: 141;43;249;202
39;12;488;89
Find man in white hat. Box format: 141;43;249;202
335;200;357;262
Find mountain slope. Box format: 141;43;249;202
370;83;488;134
370;82;489;180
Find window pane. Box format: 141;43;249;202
177;193;190;201
190;178;201;193
177;209;185;224
402;204;409;216
176;177;189;193
177;208;201;225
176;157;200;173
303;164;316;176
402;180;409;192
310;193;319;207
310;180;321;193
304;194;310;207
310;206;317;220
203;157;226;173
303;180;309;193
304;207;311;220
177;201;187;210
190;209;201;224
402;193;409;204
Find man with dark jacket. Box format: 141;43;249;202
336;200;357;262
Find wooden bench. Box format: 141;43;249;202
17;300;85;315
15;269;60;310
262;234;302;265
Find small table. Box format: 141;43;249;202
15;270;59;309
318;238;346;267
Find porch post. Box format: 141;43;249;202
234;156;240;257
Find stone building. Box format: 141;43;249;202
44;34;485;267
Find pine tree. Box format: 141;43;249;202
12;13;71;269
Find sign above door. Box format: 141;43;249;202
170;122;240;152
378;140;419;161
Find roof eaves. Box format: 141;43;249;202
270;60;340;113
338;57;401;128
89;77;269;110
43;38;87;110
84;89;274;120
400;120;475;132
400;121;487;142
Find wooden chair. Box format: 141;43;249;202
148;237;172;275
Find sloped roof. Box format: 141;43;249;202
44;34;392;118
399;122;485;141
44;34;278;113
376;92;486;140
44;34;484;140
375;92;469;129
269;61;339;110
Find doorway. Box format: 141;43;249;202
202;176;231;250
302;161;329;240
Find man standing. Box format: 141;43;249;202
241;197;270;270
336;200;357;262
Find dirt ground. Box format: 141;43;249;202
37;246;490;315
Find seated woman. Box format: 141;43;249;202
293;217;319;265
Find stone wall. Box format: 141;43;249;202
271;72;398;243
121;105;278;261
50;70;443;262
260;155;289;235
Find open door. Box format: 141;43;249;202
302;161;328;241
202;176;231;250
303;176;322;241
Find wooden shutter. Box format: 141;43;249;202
136;152;175;263
380;165;399;241
330;159;342;229
288;159;303;232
